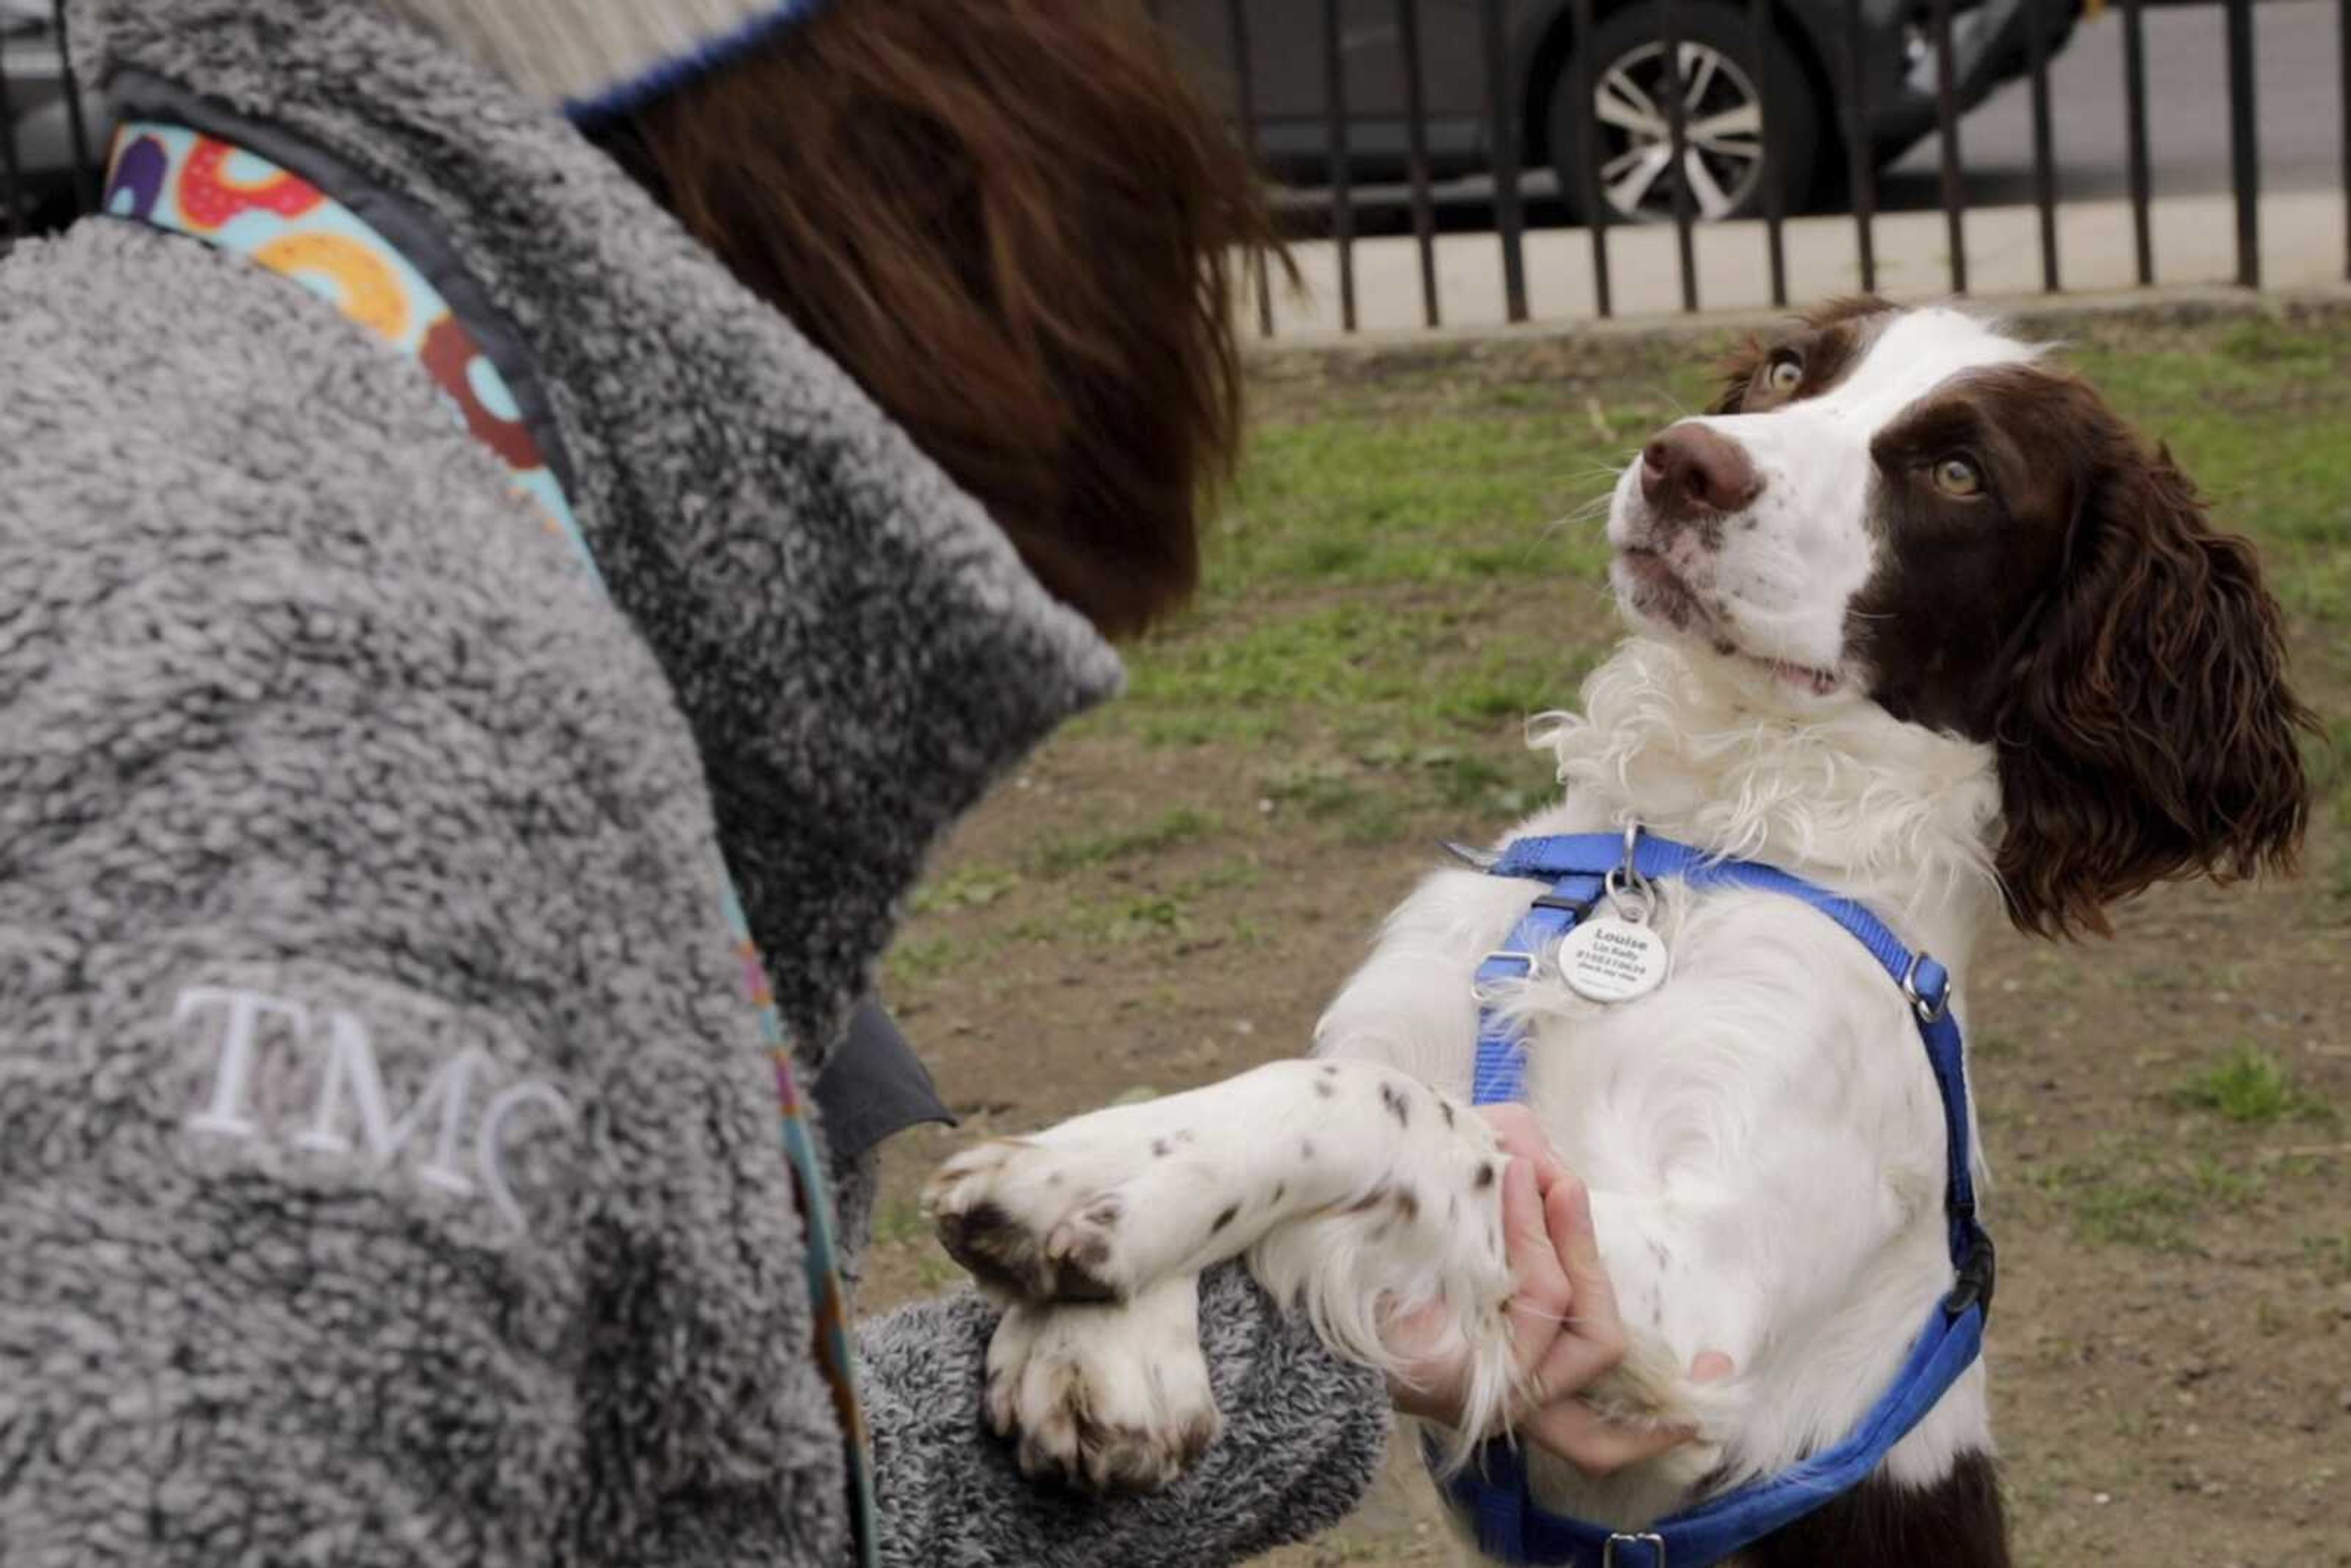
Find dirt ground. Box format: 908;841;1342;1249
857;312;2350;1567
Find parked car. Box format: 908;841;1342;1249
1160;0;2088;222
0;0;107;233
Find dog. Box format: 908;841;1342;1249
921;299;2312;1563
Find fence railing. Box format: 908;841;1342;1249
6;1;2347;332
1167;0;2350;335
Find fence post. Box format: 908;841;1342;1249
2118;0;2154;286
1479;0;1530;323
1570;0;1612;316
1321;0;1357;331
2025;0;2059;290
1842;0;1875;293
1224;0;1275;337
2224;0;2260;288
50;0;96;212
1748;0;1785;305
1660;0;1698;310
1931;0;1967;294
0;34;27;242
1397;0;1442;327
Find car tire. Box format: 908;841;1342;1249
1547;1;1821;225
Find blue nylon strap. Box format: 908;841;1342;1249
1472;871;1607;1103
1436;1299;1987;1567
1448;830;1993;1567
1480;834;1975;1245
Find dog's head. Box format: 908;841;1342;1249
1607;299;2314;934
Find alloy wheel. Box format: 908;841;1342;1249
1591;40;1765;222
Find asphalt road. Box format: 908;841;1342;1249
1880;0;2346;209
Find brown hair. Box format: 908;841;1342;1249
595;0;1280;639
1990;416;2315;936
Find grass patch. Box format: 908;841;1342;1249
1013;891;1199;945
2302;1232;2351;1285
883;935;985;986
1029;807;1222;877
2068;327;2351;643
2186;1154;2262;1207
1223;414;1620;601
909;866;1020;915
2170;1045;2333;1126
2030;1158;2199;1252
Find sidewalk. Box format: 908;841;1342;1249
1251;189;2351;338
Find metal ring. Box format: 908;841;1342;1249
1602;865;1655;925
1901;953;1949;1023
1603;1533;1667;1568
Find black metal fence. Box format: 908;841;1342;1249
5;0;2347;331
1177;0;2349;334
0;0;98;250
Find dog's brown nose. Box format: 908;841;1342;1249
1640;425;1762;519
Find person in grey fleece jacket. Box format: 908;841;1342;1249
0;2;1662;1563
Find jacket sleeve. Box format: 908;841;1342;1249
858;1264;1393;1568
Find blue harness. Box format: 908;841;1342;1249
1433;829;1995;1568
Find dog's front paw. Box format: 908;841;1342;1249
984;1277;1223;1495
924;1136;1156;1302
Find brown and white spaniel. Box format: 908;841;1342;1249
923;300;2313;1566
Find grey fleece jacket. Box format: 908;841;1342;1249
0;2;1389;1564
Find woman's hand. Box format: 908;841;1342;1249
1383;1104;1730;1474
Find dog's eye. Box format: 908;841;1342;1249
1932;456;1984;497
1764;354;1803;394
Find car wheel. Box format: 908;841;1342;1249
1548;1;1820;224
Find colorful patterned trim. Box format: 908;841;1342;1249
105;124;590;576
102;122;880;1565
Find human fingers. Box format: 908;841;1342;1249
1496;1157;1584;1389
1475;1103;1569;1191
1521;1347;1732;1473
1519;1398;1697;1477
1522;1177;1629;1400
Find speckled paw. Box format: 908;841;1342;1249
984;1279;1223;1496
923;1136;1146;1303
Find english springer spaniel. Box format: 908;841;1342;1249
923;300;2312;1564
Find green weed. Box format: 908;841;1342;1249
883;936;975;986
2170;1046;2332;1126
2071;1176;2197;1252
909;866;1020;915
1029;807;1222;877
2025;1155;2196;1252
2301;1232;2351;1284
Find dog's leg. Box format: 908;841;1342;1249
924;1059;1526;1476
925;1059;1512;1314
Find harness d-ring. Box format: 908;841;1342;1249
1901;951;1949;1023
1605;822;1658;924
1604;1533;1667;1567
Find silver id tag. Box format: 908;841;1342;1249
1556;916;1670;1003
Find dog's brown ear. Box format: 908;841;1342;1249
1993;437;2315;936
1708;336;1767;414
